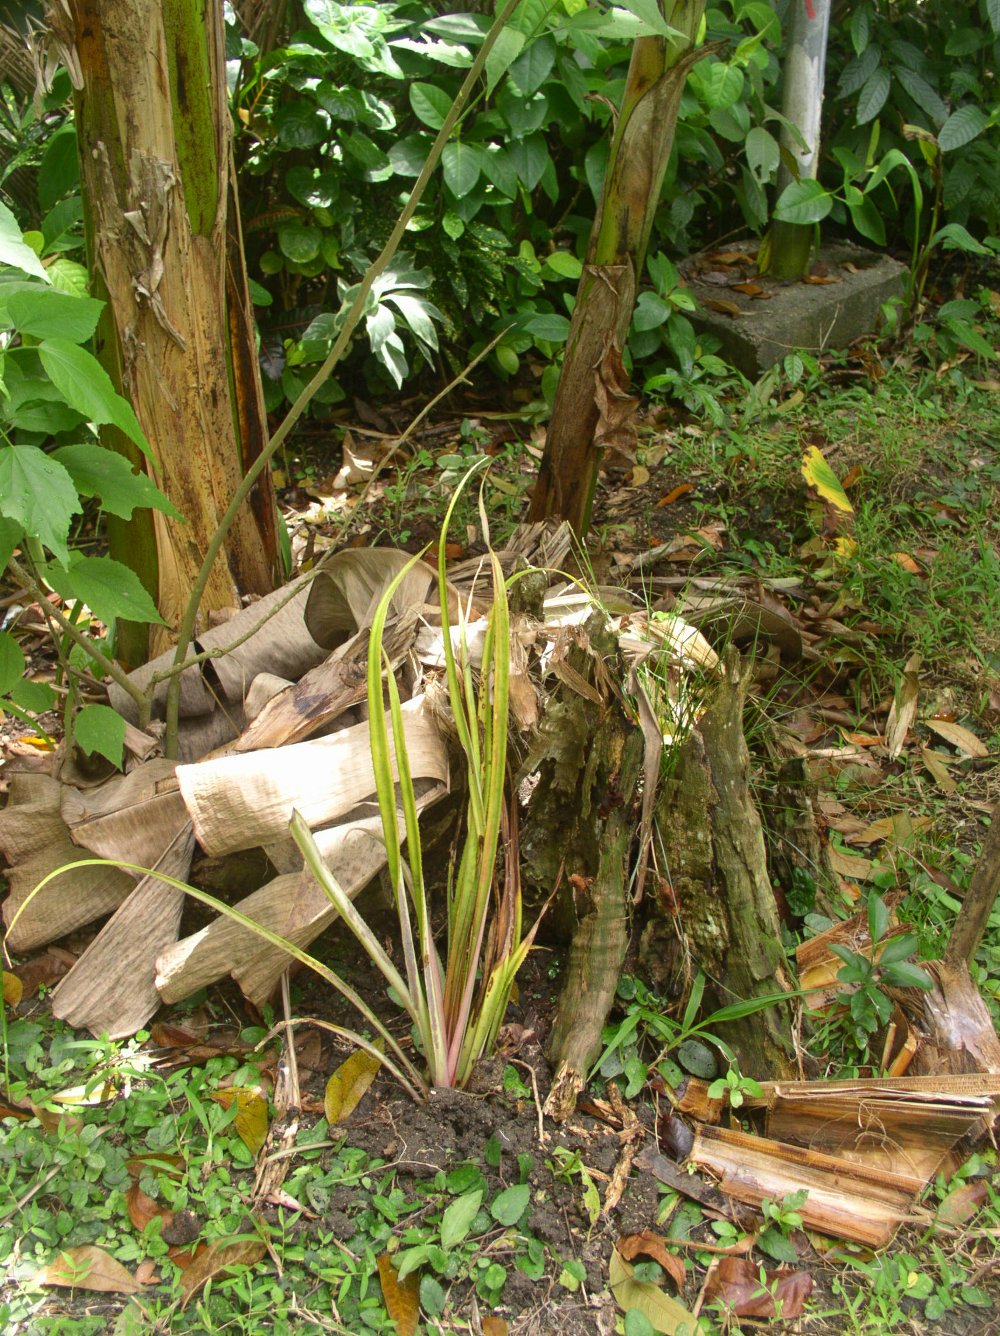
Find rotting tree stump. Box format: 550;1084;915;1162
641;651;797;1080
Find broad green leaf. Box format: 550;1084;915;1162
757;1226;800;1264
632;291;672;332
542;251;583;281
867;892;890;944
324;1046;382;1123
523;312;570;343
38;127;81;212
0;516;22;574
508;133;549;192
47;258;90;297
617;0;682;37
609;1247;702;1334
8;289;103;344
508;35;556;97
893;68;947;127
273;103;330;149
0;201;49;281
54;444;180;520
0;445;81;563
490;1183;530;1226
856;65;891;124
931;223;991;256
850;4;870;56
745;126;779;184
878;933;918;965
989;0;1000;33
938;106;988;153
10;678;56;713
278;224;322;264
773;179;833;226
442;142;482;197
676;1038;716;1079
388;134;432;178
409;82;452;130
801;445;854;513
881;961;934;990
418;1273;446;1318
43;556;165;626
0;631;26;695
440;1190;483;1249
480;146;518;198
700;61;744;111
485;26;526;94
386;293;442;351
37;339;150;458
73;704;126;768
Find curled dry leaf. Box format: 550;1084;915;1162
376;1253;419;1336
325;1045;383;1124
703;1256;812;1319
924;718;989;758
126;1182;174;1234
36;1245;144;1295
179;1236;266;1308
209;1087;269;1156
482;1318;510;1336
618;1231;686;1290
885;654;921;760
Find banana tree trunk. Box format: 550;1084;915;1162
527;1;706;536
765;0;832;280
49;0;280;661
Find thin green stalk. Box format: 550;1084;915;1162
163;0;522;758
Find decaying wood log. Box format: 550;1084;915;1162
644;651;796;1079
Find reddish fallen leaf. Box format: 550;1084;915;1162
708;250;750;265
179;1237;266;1308
656;482;694;508
444;542;466;561
126;1182;174;1234
892;552;921;573
803;274;837;285
36;1246;144;1295
732;282;763;295
0;1098;30;1121
704;1256;813;1318
618;1231;686;1290
377;1254;419;1336
937;1180;989;1226
838;730;884;747
134;1259;160;1286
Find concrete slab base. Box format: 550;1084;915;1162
680;241;906;378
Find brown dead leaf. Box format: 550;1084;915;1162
36;1245;144;1295
803;274;837;285
126;1152;185;1180
594;341;640;459
704;1256;813;1318
179;1237;266;1308
656;482;694;508
12;947;76;995
924;718;988;758
126;1182;174;1234
936;1179;988;1226
134;1260;160;1286
31;1104;84;1135
630;464;650;488
707;250;750;265
838;730;883;748
703;298;742;317
2;971;23;1007
482;1319;509;1336
892;552;922;573
377;1254;419;1336
827;847;875;882
921;747;957;795
618;1231;686;1290
732;282;763;295
850;814;932;848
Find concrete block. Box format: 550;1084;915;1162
680;241;907;378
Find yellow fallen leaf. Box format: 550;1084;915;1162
377;1254;419;1336
2;971;23;1007
921;747;957;795
609;1246;703;1334
324;1044;383;1125
801;446;854;514
36;1246;143;1295
210;1088;269;1156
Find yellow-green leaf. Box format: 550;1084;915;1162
2;971;23;1007
801;446;854;514
324;1044;383;1124
209;1088;269;1156
377;1253;419;1336
609;1247;703;1335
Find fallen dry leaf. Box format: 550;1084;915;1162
210;1088;269;1156
703;298;742;316
704;1255;813;1318
12;947;76;995
885;654;921;759
924;718;988;758
2;971;23;1007
377;1254;419;1336
36;1246;144;1295
618;1231;686;1290
631;464;651;487
921;747;957;795
179;1236;266;1309
656;482;694;508
325;1045;382;1124
936;1179;988;1226
609;1246;700;1333
732;282;763;295
126;1182;174;1234
482;1319;509;1336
